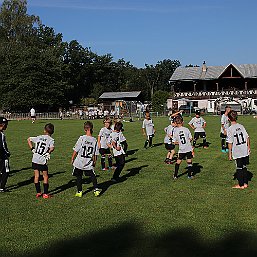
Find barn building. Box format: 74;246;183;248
168;62;257;113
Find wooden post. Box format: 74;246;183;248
245;81;248;90
216;82;219;91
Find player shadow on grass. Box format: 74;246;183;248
195;142;211;148
9;223;257;257
126;148;139;155
178;163;203;178
49;175;100;196
152;142;163;147
125;157;137;164
94;165;149;196
6;171;65;192
9;167;31;176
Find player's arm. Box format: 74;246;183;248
203;121;207;128
112;140;121;151
48;146;54;154
188;123;195;130
27;137;36;153
247;137;251;154
71;150;77;164
142;128;146;136
228;143;232;160
97;135;101;148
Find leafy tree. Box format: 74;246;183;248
151;90;170;114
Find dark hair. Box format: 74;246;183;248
84;121;93;133
228;110;237;121
0;117;8;125
114;121;123;131
174;115;183;124
45;123;54;135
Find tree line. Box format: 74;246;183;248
0;0;181;112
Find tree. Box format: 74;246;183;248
151;90;170;114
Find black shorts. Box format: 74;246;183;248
235;156;249;168
178;151;193;160
99;148;111;155
0;159;10;174
32;162;48;172
31;116;36;119
72;167;95;176
220;133;227;138
165;143;175;150
194;132;206;140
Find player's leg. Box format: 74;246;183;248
149;135;153;147
73;168;83;196
107;154;113;169
0;159;9;192
174;156;182;179
186;154;193;179
84;169;101;196
42;170;49;197
193;133;198;148
100;149;107;170
144;135;149;148
242;156;249;188
233;158;244;189
112;155;125;181
220;133;226;152
34;169;42;196
202;133;207;148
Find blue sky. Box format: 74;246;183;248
3;0;257;67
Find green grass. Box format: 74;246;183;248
1;116;257;257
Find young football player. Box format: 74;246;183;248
109;122;126;182
220;106;231;153
27;123;55;198
98;118;113;170
227;111;250;189
111;118;128;155
172;116;194;180
71;121;101;197
0;117;10;193
30;107;36;123
142;112;155;148
164;119;176;164
188;110;207;150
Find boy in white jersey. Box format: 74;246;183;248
164;119;176;164
142;112;155;149
27;123;55;198
98;118;113;170
172;116;194;180
71;121;101;197
227;111;250;189
188;110;207;150
220;106;231;153
109;122;126;182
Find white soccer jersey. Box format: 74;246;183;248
142;119;155;136
172;127;193;153
220;114;230;133
164;125;175;144
110;131;125;157
227;123;249;159
98;127;112;149
188;117;206;133
30;135;54;165
30;108;35;116
73;135;99;170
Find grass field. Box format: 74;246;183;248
1;115;257;257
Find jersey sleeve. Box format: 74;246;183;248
94;142;99;156
29;136;38;144
98;128;104;137
142;120;146;129
49;138;55;148
73;137;82;152
188;118;194;125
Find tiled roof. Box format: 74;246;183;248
170;63;257;81
99;91;141;99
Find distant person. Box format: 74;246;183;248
78;109;83;120
188;110;207;151
220;106;231;153
164;118;176;164
30;107;36;123
71;121;101;197
0;117;10;193
172;116;194;180
227;111;251;189
142;112;155;149
59;110;63;120
27;123;55;199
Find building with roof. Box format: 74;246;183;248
168;62;257;113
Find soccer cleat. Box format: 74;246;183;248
36;193;42;198
188;176;194;179
221;149;226;153
102;168;109;171
0;188;5;193
75;191;83;197
42;194;51;199
225;149;229;153
173;175;178;180
93;188;101;197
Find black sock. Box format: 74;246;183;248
35;182;41;193
203;139;207;147
193;140;196;147
144;140;149;148
174;163;180;177
187;163;193;177
43;183;49;194
76;175;83;192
